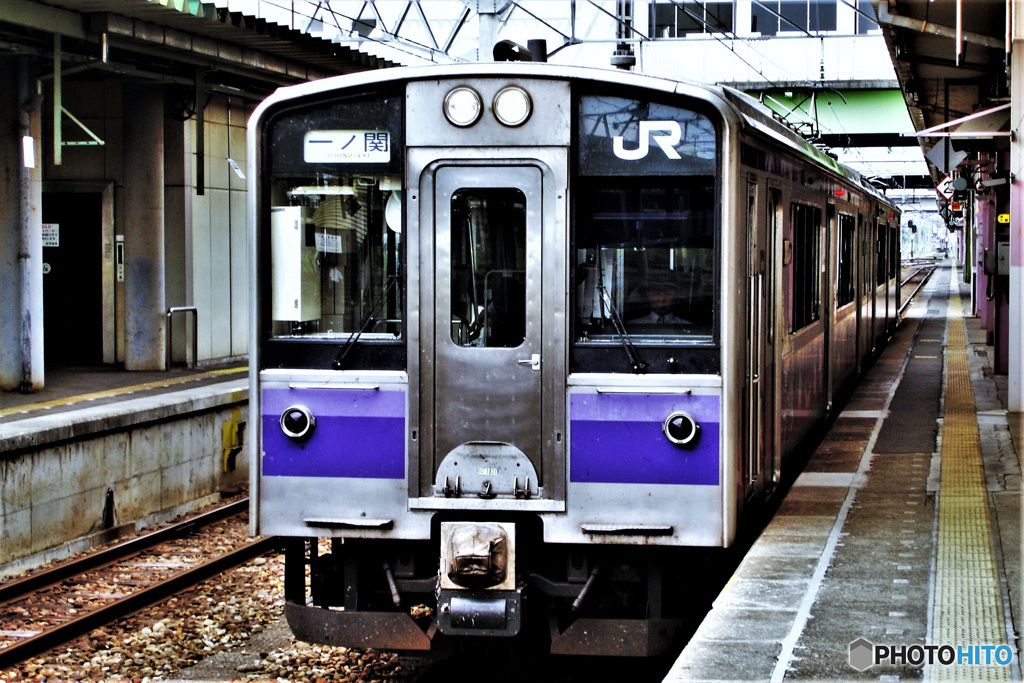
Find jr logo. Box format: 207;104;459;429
613;120;682;161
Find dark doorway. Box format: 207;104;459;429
42;191;103;365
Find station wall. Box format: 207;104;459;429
40;76;252;370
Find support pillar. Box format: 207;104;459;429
122;83;167;371
1010;5;1024;412
0;57;44;392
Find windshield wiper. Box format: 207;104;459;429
333;275;399;370
596;282;647;374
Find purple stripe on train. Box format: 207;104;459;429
261;388;405;479
569;392;719;486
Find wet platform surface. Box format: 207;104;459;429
667;263;1022;681
0;363;247;424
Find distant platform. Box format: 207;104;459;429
667;264;1022;681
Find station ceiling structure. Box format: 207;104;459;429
4;0;1004;190
0;0;395;100
873;0;1010;185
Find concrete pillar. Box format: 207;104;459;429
0;57;44;392
1010;4;1024;412
122;83;166;371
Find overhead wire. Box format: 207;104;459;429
508;2;574;44
663;0;856;92
318;1;473;63
666;0;784;88
311;0;887;156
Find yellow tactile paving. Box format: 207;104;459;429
0;366;248;418
930;269;1011;681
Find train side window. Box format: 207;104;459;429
836;214;856;307
790;203;822;332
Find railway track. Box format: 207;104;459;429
900;261;938;318
0;498;278;669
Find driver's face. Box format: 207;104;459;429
647;288;675;313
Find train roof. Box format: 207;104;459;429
253;62;894;208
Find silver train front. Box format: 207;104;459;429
248;64;899;655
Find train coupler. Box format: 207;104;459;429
437;588;523;637
436;521;521;636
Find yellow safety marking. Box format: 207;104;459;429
916;355;939;359
0;366;248;418
222;404;246;473
931;267;1010;681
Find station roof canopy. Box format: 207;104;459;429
0;0;396;98
873;0;1009;183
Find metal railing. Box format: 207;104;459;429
166;306;198;370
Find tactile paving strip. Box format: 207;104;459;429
931;271;1011;681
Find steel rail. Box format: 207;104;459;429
899;266;936;318
0;535;280;669
900;265;936;288
0;498;250;606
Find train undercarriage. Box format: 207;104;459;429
280;524;717;658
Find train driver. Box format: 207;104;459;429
630;276;691;325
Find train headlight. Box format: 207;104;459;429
280;405;316;440
663;411;700;448
492;86;532;127
443;86;482;127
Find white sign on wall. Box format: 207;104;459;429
42;223;59;247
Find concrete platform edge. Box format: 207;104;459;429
0;378;248;455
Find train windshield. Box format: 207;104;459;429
574;95;717;348
575;180;716;342
262;91;404;343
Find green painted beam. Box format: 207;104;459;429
755;89;915;137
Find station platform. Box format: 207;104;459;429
0;362;247;423
0;362;249;577
666;263;1022;681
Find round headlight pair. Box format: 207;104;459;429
443;86;532;128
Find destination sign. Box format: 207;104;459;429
304;130;391;164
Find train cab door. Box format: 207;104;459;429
422;164;551;501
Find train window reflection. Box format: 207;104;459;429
575;179;716;343
268;176;402;339
449;188;527;348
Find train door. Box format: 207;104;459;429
857;213;873;368
744;180;762;498
426;165;547;498
744;180;780;498
766;187;782;488
823;204;835;413
873;219;888;349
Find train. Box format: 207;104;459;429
247;63;900;657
